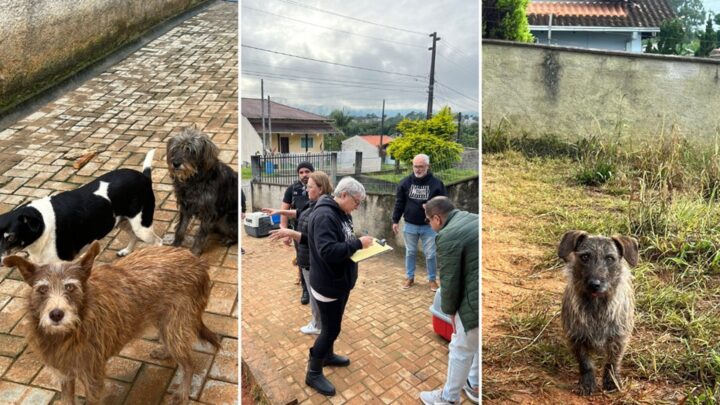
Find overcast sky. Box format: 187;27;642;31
240;0;479;116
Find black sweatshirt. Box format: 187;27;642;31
308;195;362;298
391;172;447;226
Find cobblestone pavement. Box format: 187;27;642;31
241;232;451;404
0;1;238;404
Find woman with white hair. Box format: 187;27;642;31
304;176;374;396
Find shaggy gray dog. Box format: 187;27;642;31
558;230;638;396
167;127;238;255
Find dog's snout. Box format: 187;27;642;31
49;309;64;323
172;160;182;169
587;279;603;292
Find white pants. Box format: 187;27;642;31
441;314;479;402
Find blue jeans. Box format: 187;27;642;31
402;222;437;281
442;315;479;402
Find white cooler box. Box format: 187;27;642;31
243;212;279;237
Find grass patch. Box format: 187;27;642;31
484;147;720;397
240;166;252;180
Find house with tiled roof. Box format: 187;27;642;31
241;98;337;154
341;134;394;172
527;0;676;52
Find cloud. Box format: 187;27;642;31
241;0;479;116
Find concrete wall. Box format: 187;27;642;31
248;176;479;248
0;0;206;111
483;39;720;138
341;137;381;172
241;116;264;166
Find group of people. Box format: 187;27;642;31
262;154;478;404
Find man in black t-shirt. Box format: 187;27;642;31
281;161;314;304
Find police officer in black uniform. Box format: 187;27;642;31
281;161;314;304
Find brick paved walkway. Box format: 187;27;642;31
0;1;238;404
241;232;450;404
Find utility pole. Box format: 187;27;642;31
456;112;462;142
379;99;386;161
261;79;266;154
426;31;440;119
267;95;272;153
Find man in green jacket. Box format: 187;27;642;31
420;196;479;405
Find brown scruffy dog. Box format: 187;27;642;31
3;242;220;405
558;230;638;396
166;127;238;256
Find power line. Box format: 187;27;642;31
434;80;479;103
242;44;427;79
269;0;427;36
242;61;425;88
242;71;428;94
243;5;427;49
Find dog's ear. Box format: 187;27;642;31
612;235;639;267
19;212;43;234
558;230;588;262
201;137;220;171
78;241;101;279
3;255;37;285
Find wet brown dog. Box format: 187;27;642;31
3;242;220;405
558;230;638;396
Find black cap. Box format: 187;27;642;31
297;161;315;172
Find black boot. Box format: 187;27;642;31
324;353;350;367
306;350;335;396
300;270;309;305
301;288;309;305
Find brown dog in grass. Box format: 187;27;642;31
3;241;220;405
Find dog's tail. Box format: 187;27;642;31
199;322;222;350
142;149;156;178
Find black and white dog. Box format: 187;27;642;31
0;150;162;265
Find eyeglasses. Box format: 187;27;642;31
348;193;363;207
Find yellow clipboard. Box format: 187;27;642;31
351;238;393;263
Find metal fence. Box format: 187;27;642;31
250;148;479;194
250;153;338;186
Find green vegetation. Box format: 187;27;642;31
387;106;464;168
482;0;534;42
483;124;720;400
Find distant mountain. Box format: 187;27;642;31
285;103;478;118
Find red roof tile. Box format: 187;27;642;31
527;0;675;28
359;135;393;146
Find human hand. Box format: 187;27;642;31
269;229;293;245
261;208;277;215
359;236;374;249
392;223;399;234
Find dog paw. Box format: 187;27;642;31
150;346;171;360
117;248;131;257
578;373;596;396
602;373;621;392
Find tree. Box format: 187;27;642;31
396;106;457;141
458;122;479;148
387;106;463;168
329;109;353;134
482;0;533;42
656;18;685;55
695;15;716;57
668;0;706;40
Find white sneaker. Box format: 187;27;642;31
463;379;478;404
299;324;321;335
419;389;456;405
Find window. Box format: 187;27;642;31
300;136;314;148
